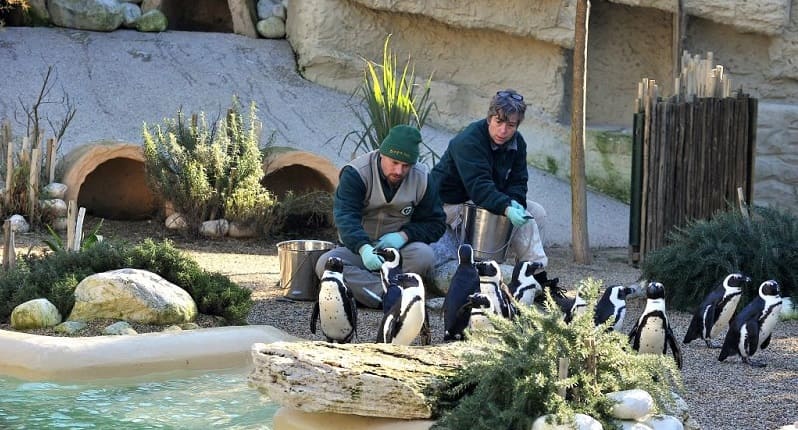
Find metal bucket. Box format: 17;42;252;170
277;240;336;301
460;203;514;263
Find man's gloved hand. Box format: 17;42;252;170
510;200;525;211
375;232;408;250
359;244;384;271
505;204;530;227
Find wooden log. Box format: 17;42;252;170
3;219;16;270
2;121;12;208
28;146;42;222
46;138;56;184
249;341;463;420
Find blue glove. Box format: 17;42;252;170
375;232;408;250
510;200;524;210
505;205;530;227
359;244;384;271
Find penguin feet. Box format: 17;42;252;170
742;357;767;368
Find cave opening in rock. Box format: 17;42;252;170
159;0;234;32
77;157;158;221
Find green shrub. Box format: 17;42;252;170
142;98;277;234
0;239;252;325
341;34;438;165
435;279;682;429
641;206;798;311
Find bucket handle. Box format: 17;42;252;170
280;249;318;291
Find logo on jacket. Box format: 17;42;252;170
401;206;414;216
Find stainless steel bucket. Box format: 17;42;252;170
277;240;335;301
460;203;514;263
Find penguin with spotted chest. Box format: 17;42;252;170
628;281;683;369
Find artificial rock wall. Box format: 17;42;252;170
286;0;798;213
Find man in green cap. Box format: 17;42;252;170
315;124;446;309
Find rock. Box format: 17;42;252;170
120;2;142;28
165;212;188;230
69;268;198;325
54;320;88;335
531;413;603;430
136;9;167;32
228;221;258;238
103;321;137;335
40;199;68;219
7;214;29;233
257;0;274;19
426;297;444;311
619;422;652;429
52;217;68;231
642;415;684;430
180;322;200;330
271;3;286;20
200;219;229;237
608;389;655;421
249;341;463;419
10;298;62;330
48;0;123;31
163;325;183;333
41;182;68;199
257;16;286;39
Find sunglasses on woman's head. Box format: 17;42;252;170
496;91;523;101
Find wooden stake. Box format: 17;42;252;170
28;146;42;222
557;357;570;398
2;121;12;208
3;219;15;270
66;200;77;251
73;206;86;252
737;186;750;220
46;138;56;184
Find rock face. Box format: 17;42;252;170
69;268;198;324
10;299;62;330
249;341;463;419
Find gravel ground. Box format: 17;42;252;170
4;219;797;430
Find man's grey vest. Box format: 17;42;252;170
347;151;429;241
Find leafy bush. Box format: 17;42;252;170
641;206;798;311
435;279;682;429
142;98;276;234
0;239;252;324
341;34;439;165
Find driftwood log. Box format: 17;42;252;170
248;341;465;419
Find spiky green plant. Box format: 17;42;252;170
142;98;276;234
342;34;439;165
641;205;798;311
435;279;682;430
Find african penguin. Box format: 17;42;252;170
465;293;496;333
719;279;783;367
376;272;426;345
684;273;750;348
310;257;357;343
443;244;480;341
475;260;516;320
508;260;544;306
537;279;586;324
594;284;634;331
375;247;403;315
628;281;683;369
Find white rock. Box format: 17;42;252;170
7;214;29;233
41;182;68;199
228;221;258;238
257;16;286;39
69;268;198;325
165;212;188;230
52;217;68;231
103;321;137;335
200;219;229;237
271;3;286;20
643;415;684;430
10;298;62;329
120;2;142;28
607;389;655;421
40;199;68;218
619;422;653;430
257;0;274;19
54;320;88;335
531;413;603;430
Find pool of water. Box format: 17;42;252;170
0;369;277;429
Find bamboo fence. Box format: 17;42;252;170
629;52;757;263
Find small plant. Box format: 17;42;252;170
43;220;104;253
341;34;439;166
435;279;682;429
266;190;334;236
0;239;252;324
142;98;277;235
641;205;798;311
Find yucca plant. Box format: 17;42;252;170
435;279;682;430
641;205;798;311
342;34;439;165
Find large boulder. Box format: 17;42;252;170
48;0;124;31
68;268;198;325
10;298;62;330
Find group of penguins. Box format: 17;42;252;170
311;244;785;369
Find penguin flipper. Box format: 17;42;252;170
718;325;739;361
666;324;683;369
310;301;320;335
682;307;704;344
628;322;641;351
760;334;773;350
745;319;761;357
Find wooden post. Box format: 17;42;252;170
557;357;570;398
4;122;14;208
737;186;750;220
3;219;16;270
28;146;42;223
73;206;86;252
46;138;56;184
570;0;592;264
66;200;77;251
